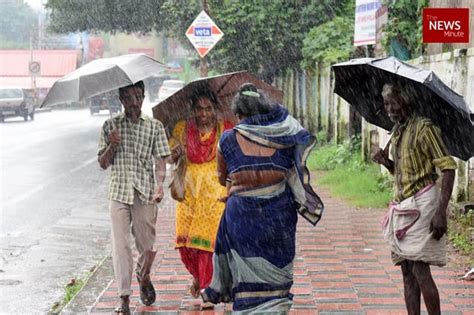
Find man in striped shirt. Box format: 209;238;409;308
372;83;456;315
98;81;171;314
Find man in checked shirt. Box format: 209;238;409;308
98;81;171;315
372;83;456;315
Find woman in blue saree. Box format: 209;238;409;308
201;83;324;312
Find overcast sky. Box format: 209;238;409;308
24;0;45;12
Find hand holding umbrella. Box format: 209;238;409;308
371;143;393;174
108;129;121;149
98;126;121;170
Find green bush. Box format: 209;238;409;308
310;136;363;170
316;130;328;145
448;209;473;255
377;173;394;192
308;138;392;208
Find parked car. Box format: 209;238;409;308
157;80;185;102
89;91;122;115
166;61;183;73
144;75;171;102
0;87;35;122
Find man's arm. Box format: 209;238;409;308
430;169;455;240
371;148;394;174
153;157;167;203
420;123;457;240
217;150;228;187
151;120;172;202
98;129;120;170
98;145;115;169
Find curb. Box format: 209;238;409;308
35;108;52;114
61;254;114;314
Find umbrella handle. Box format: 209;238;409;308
383;135;391;156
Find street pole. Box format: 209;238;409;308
38;12;42;50
30;35;35;89
200;0;209;77
29;35;37;107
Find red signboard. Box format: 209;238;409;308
88;37;104;61
423;8;470;43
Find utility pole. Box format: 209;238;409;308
30;35;35;89
38;12;42;49
200;0;209;77
29;34;38;107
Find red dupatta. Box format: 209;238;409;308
186;120;233;164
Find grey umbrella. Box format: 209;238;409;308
41;53;166;107
332;56;474;161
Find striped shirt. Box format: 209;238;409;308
98;112;171;205
391;114;457;202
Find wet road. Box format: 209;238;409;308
0;109;112;313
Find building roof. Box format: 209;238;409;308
0;50;78;88
0;76;61;89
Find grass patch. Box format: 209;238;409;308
317;165;393;208
448;209;473;257
50;265;97;314
308;138;392;208
308;138;473;268
50;277;87;314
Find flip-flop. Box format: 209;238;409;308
201;301;215;309
138;277;156;306
114;305;130;315
189;278;200;298
114;296;130;315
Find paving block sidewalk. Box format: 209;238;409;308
88;186;474;315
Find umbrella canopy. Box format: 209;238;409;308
152;71;283;132
332;56;474;161
41;53;166;107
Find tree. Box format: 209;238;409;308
302;16;354;66
201;0;349;82
381;0;429;59
0;1;37;49
301;0;354;67
47;0;167;34
46;0;349;82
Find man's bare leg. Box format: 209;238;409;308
401;260;421;315
412;261;441;315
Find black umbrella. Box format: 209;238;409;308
332;56;474;161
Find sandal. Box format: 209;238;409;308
114;295;130;315
201;301;215;309
189;278;200;298
137;275;156;306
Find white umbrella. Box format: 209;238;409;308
41;53;166;107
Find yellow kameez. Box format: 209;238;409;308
169;120;226;252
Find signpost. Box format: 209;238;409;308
186;10;224;58
374;5;388;57
354;0;382;47
186;10;223;76
29;61;41;76
28;61;40;106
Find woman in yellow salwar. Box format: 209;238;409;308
168;92;233;305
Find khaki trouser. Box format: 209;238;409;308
110;190;157;296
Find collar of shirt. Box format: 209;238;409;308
392;114;416;137
116;111;148;124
